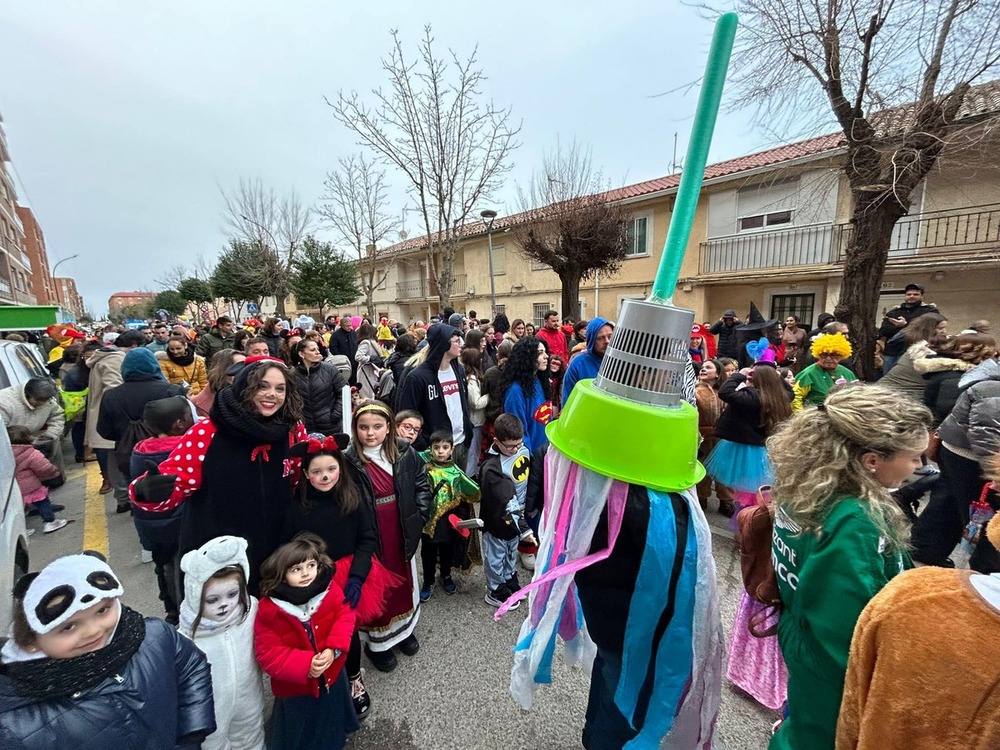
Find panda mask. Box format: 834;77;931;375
14;551;124;636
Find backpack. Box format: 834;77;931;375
374;368;396;404
735;485;782;637
115;418;156;477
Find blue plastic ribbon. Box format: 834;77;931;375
615;489;698;749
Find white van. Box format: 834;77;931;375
0;420;28;632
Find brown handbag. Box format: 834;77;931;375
736;485;782;637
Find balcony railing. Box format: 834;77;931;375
699;203;1000;275
836;203;1000;261
700;223;841;274
395;274;467;301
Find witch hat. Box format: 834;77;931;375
735;301;778;332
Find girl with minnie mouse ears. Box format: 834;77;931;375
282;433;402;722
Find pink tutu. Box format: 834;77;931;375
726;591;787;710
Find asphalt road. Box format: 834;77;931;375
27;456;777;750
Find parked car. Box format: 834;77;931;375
0;421;29;633
0;340;50;388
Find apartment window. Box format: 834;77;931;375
490;244;506;275
492;304;506;318
770;294;815;329
625;211;652;257
532;303;551;329
738;210;792;232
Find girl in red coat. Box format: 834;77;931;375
254;533;359;750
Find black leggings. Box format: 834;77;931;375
420;535;454;584
911;445;990;566
347;630;361;678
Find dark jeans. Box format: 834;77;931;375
582;649;643;750
29;496;56;523
420;535;454;585
153;545;179;617
95;447;109;476
911;445;984;566
71;421;86;459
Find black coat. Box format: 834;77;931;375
709;320;740;359
713;372;792;446
293;361;348;435
923;365;970;426
344;439;432;560
329;329;359;384
878;301;940;340
0;618;215;750
261;330;284;358
395;325;473;450
575;486;690;654
283;483;379;581
96;377;185;443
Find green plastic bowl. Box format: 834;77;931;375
546;379;705;492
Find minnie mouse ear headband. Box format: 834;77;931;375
746;337;777;366
290;432;350;458
231;355;285;395
13;551;124;635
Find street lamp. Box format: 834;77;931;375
49;254;79;306
480;209;498;316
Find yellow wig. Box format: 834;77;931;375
810;332;853;358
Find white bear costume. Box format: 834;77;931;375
179;536;265;750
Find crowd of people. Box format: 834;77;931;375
0;286;998;749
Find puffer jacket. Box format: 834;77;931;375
11;443;61;504
344;438;432;560
937;359;1000;461
919;355;977;426
194;326;236;366
293;361;349;435
0;617;216;750
179;600;265;750
0;384;64;442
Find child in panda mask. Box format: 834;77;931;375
178;536;265;750
0;551;215;749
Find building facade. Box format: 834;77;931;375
54;277;84;319
0;114;35;306
109;290;156;314
15;205;55;306
354;95;1000;333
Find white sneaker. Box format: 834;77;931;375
520;552;536;571
141;549;153;564
43;519;68;534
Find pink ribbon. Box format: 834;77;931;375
495;476;629;620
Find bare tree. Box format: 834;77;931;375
330;26;520;308
156;264;189;291
318;154;399;319
220;178;313;317
513;139;630;319
723;0;1000;378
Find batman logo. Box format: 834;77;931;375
512;454;530;483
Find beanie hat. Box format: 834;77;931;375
121;347;165;381
13;552;124;635
180;535;250;611
448;313;467;328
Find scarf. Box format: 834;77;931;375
167;349;196;367
0;605;146;700
178;600;248;639
211;385;290;444
270;566;333;607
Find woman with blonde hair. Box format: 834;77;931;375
768;384;933;750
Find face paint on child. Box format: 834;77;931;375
201;576;243;622
306;455;341;492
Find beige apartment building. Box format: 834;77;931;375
339;87;1000;333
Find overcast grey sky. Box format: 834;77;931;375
0;1;817;316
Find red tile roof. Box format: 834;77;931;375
379;79;1000;258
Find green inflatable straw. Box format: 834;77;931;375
649;12;737;304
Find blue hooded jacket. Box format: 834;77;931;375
562;317;612;405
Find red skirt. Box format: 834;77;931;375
333;554;405;628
